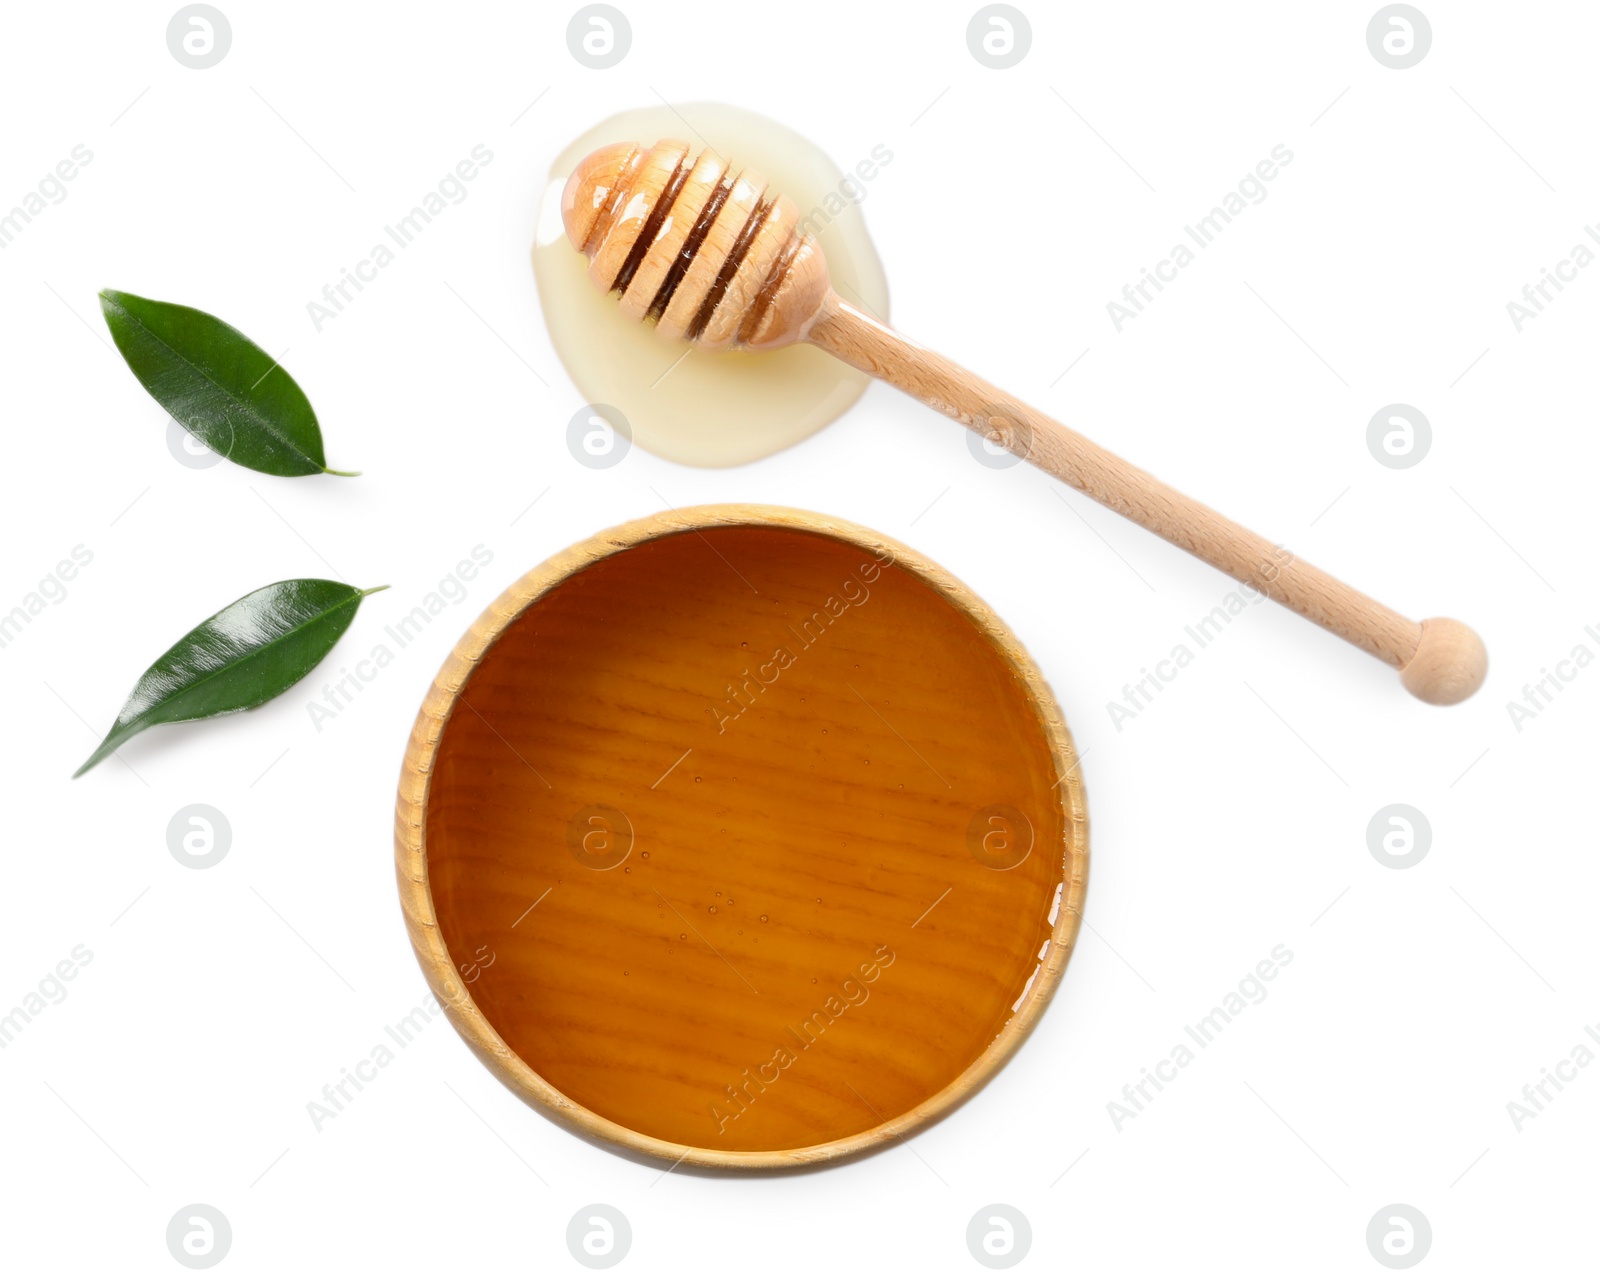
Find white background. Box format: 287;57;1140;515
1;0;1594;1270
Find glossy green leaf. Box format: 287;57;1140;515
74;579;387;776
98;288;358;477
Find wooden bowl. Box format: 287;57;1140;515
395;505;1088;1169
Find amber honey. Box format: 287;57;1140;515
421;519;1077;1155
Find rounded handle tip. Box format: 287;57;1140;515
1400;617;1487;705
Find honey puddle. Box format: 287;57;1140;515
424;525;1069;1153
533;103;891;467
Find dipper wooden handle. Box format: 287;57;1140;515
563;140;1487;704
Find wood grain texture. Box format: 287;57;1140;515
560;140;1487;704
804;296;1488;704
395;506;1089;1169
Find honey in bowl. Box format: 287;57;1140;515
401;508;1087;1164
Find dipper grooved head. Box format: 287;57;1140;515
562;139;831;352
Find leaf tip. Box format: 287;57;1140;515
360;585;391;598
75;726;123;777
323;467;362;478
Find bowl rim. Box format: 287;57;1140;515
394;503;1089;1170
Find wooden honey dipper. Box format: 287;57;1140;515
562;139;1487;704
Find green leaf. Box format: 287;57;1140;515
74;579;388;776
98;289;358;477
